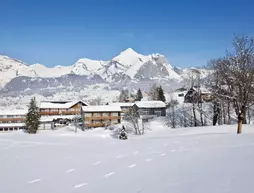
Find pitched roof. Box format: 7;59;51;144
134;101;166;108
40;100;88;109
82;105;121;112
108;102;134;107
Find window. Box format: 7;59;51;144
154;111;161;117
84;120;91;124
140;110;149;115
94;113;101;117
85;113;92;117
102;112;109;117
94;120;101;124
111;112;118;117
51;108;58;112
7;115;14;118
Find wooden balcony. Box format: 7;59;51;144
84;116;120;121
84;121;119;128
0;117;25;122
40;111;80;115
85;123;105;128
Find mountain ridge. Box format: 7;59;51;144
0;49;208;94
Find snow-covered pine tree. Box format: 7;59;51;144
25;97;41;134
136;88;143;101
157;86;166;102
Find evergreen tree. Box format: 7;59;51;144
136;88;143;101
25;97;41;134
157;86;166;102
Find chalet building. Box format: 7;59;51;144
184;87;213;103
40;100;88;116
133;101;166;119
82;105;121;128
0;110;27;131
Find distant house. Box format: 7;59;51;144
40;100;88;116
0;110;27;131
133;101;166;119
184;87;213;103
82;105;121;128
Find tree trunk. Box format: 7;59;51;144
198;102;204;126
218;102;222;125
183;110;187;127
247;107;251;124
237;113;243;134
237;106;245;134
172;107;175;128
213;102;219;126
227;101;231;124
222;101;226;124
192;103;197;127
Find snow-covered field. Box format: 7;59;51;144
1;124;254;193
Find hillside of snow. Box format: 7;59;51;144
0;124;254;193
0;55;37;88
29;63;72;77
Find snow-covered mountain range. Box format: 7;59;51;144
0;48;209;96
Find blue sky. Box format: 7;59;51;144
1;0;253;68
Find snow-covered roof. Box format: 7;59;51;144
0;110;27;115
108;103;134;107
134;101;166;108
40;100;88;109
82;105;121;112
0;123;25;128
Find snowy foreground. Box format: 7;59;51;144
1;124;254;193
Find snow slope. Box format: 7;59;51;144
71;58;108;75
0;124;254;193
0;55;37;88
29;63;71;77
112;48;149;69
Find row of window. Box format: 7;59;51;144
40;109;77;112
84;119;119;125
139;110;162;116
0;120;24;123
0;115;25;118
84;112;119;117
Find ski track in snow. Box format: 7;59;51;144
93;161;100;166
74;183;88;188
66;168;76;173
104;172;115;178
28;179;41;184
128;164;137;168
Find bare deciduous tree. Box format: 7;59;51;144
207;36;254;133
89;96;103;105
124;108;141;135
167;99;179;128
